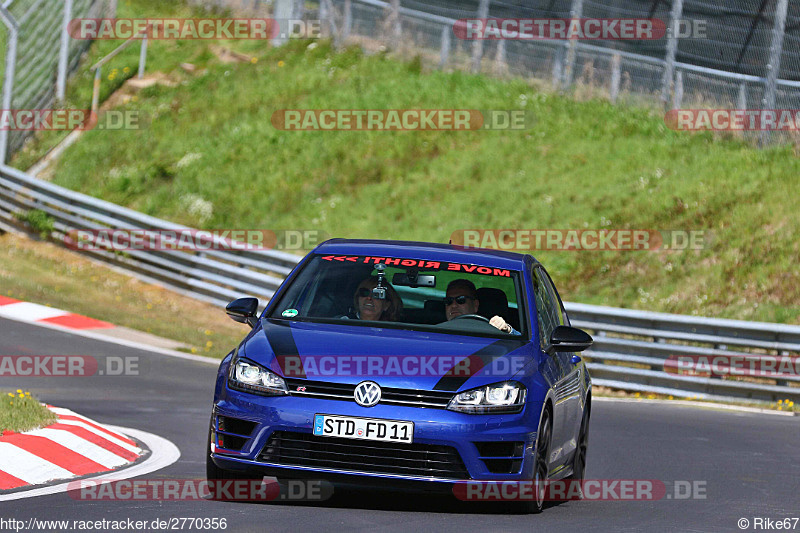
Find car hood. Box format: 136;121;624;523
239;319;533;392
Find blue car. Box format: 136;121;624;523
207;239;592;512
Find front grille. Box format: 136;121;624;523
259;431;470;480
285;379;453;409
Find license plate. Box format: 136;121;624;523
313;414;414;443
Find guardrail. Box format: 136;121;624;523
1;163;798;405
565;303;800;404
0;164;299;308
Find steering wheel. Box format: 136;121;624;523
450;314;491;323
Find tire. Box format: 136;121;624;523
206;451;236;481
569;406;590;484
523;408;551;514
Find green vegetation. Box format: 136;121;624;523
12;0;253;170
16;209;55;238
0;390;57;434
0;233;246;353
8;0;800;325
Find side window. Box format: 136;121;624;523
539;266;580;372
538;266;569;327
532;266;560;349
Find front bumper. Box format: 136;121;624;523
210;386;543;485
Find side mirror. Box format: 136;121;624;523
226;297;259;328
549;325;593;352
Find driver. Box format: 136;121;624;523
444;279;481;320
445;279;519;334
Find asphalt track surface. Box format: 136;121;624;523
1;316;799;533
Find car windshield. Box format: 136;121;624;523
267;254;526;338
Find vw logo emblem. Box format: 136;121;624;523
354;381;381;407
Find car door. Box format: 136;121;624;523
530;265;569;470
537;265;584;465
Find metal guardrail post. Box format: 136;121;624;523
561;0;583;90
610;53;621;103
342;0;352;43
139;33;148;79
761;0;788;147
494;38;506;75
737;82;747;109
439;24;450;68
92;67;102;113
386;0;401;50
57;0;74;101
272;0;291;46
673;70;683;110
660;0;684;107
470;0;489;73
552;47;564;89
90;28;150;113
0;6;19;165
320;0;337;38
320;0;329;32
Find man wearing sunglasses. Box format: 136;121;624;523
445;279;519;334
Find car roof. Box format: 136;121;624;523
315;239;530;270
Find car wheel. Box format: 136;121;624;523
569;406;590;485
206;451;236;481
523;408;551;514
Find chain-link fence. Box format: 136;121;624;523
376;0;799;143
187;0;270;13
198;0;800;145
0;0;116;161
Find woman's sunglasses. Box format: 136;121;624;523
444;295;475;306
357;287;390;300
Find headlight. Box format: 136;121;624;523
447;381;526;414
228;355;288;396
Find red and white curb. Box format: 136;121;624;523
0;296;114;330
0;406;143;490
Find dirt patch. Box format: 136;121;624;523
101;71;178;110
210;44;255;63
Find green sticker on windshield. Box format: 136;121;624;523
282;309;299;318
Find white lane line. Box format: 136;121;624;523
0;313;221;366
0;426;181;501
0;443;74;484
0;302;68;321
26;428;130;468
47;407;84;417
46;407;78;416
595;396;797;416
55;420;142;454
